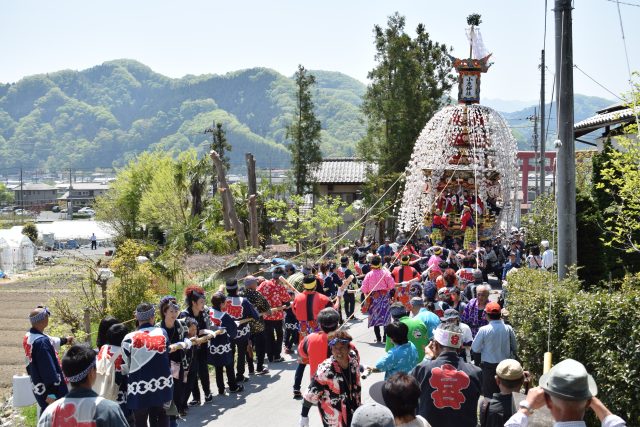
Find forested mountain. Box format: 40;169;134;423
0;60;366;172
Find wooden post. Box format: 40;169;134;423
245;153;260;248
211;150;247;249
83;308;91;344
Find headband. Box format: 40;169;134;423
328;337;352;347
433;328;462;349
160;295;176;306
191;291;205;301
67;359;96;383
29;307;51;324
303;280;317;290
135;306;156;321
370;264;381;269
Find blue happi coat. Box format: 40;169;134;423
206;308;237;367
23;328;68;410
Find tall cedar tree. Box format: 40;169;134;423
209;122;232;193
286;65;322;196
358;13;454;236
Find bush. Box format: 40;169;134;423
507;268;640;426
22;221;38;243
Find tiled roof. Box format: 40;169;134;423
574;106;639;137
55;182;110;190
310;158;378;184
10;183;56;191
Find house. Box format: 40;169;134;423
11;183;57;209
574;103;639;147
310;157;378;239
56;182;110;208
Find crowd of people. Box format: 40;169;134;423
22;232;626;427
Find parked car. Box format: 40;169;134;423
51;206;60;212
78;207;96;216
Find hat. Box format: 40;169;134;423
225;279;238;290
368;380;386;405
539;359;597;401
389;304;408;319
433;247;443;256
440;308;460;322
410;297;424;307
496;359;524;380
541;240;550;248
485;302;501;314
244;275;258;286
284;263;296;273
351;402;395;427
473;269;483;279
401;255;410;264
438;287;450;297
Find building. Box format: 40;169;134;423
574;103;639;146
56;182;110;208
11;183;57;208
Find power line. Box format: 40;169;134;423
573;64;624;101
605;0;640;7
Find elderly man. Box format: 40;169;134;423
541;240;555;271
410;297;441;340
411;323;482;427
24;306;74;411
472;302;517;397
505;359;626;427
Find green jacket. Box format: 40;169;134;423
385;315;429;363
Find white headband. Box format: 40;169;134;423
434;328;462;349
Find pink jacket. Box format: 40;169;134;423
361;268;395;294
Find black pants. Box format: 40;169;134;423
134;406;169;427
215;363;237;393
284;324;298;350
173;375;187;413
481;362;500;397
183;361;198;407
293;363;307;391
373;326;386;342
233;339;248;380
91;240;97;250
251;331;267;371
192;345;211;400
343;293;356;319
264;319;284;361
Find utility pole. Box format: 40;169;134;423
528;109;539;197
19;167;23;224
555;0;577;278
540;49;546;194
67;168;73;220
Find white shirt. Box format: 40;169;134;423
542;249;555;270
459;321;473;346
504;411;626;427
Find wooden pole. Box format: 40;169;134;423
245;153;260;248
211;150;247;249
83;308;91;344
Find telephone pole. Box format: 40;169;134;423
555;0;577;278
528;109;539;197
540;49;546;194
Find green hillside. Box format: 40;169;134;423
0;60;367;172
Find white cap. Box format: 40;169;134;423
541;240;550;248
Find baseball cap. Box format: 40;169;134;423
496;359;524;380
351;402;394;427
485;302;501;314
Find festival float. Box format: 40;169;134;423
397;15;518;249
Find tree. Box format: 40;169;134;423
206;122;231;194
22;221;38;243
0;183;14;206
357;13;454;234
286;65;322;196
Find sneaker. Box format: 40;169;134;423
229;385;244;393
272;356;285;362
204;394;214;402
256;368;270;375
188;400;201;407
293;390;303;399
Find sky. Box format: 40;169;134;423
2;0;639;105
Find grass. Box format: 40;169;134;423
20;404;38;427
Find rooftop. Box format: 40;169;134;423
55;182;111;190
310;158;378;184
10;183;56;191
574;104;639;138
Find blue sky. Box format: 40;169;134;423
2;0;639;103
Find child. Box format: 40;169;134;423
94;323;131;423
283;289;299;355
370;322;418;379
208;292;243;394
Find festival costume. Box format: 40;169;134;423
224;296;260;380
304;351;362;427
392;265;420;311
179;307;212;402
460;207;476;251
460;298;488;338
360;268;395;328
121;325;173;413
206;308;238;393
292;291;332;339
414;308;441;340
411;351;482;427
385;316;429;363
23;328;68;411
157;318;192;415
375;341;419;379
336;266;356;319
37;387;128;427
93;344;128;415
243;288;271;372
257;279;292;361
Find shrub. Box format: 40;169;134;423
507;268;640;426
22;221;38;243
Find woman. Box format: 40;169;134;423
360;256;396;343
526;246;543;269
158;296;193;422
301;330;361;427
179;285;212;406
96;316;119;350
460;283;490;365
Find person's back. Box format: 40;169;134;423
479;359;524;427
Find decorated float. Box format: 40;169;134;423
397;15;518;249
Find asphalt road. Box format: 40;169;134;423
181;315;386;427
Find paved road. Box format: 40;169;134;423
181;315;386;427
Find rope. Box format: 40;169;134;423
614;0;640;134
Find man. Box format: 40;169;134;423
391;255;421;311
410;297;440;340
471;302;517;397
461;283;490;338
411;323;482;427
241;275;271;375
121;303;175;426
336;256;357;320
369;373;428;427
541;240;555;271
23;306;73;411
286;263;305;292
257;266;292;363
223;279;260;383
291;275;334;399
480;359;525;427
440;309;473;362
502;252;519;280
377;238;394;258
505;359;626;427
90;233;97;250
38;345;129;426
385;303;429;363
434;287;451;318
